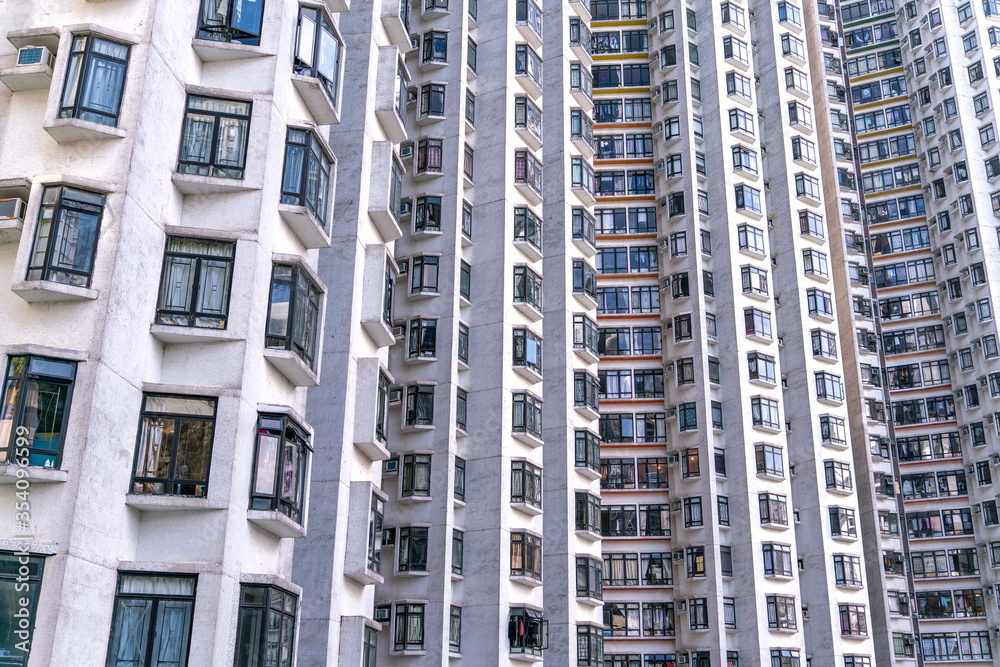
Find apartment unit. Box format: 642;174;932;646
0;0;351;665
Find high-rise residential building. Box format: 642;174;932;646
0;0;350;665
7;0;1000;666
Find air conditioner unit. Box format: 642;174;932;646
374;607;391;622
672;550;684;561
384;458;399;473
399;143;414;158
974;505;982;513
666;407;677;420
391;325;405;339
381;527;396;546
395;258;409;275
388;387;403;404
17;46;54;68
399;200;412;215
676;601;686;611
0;198;26;222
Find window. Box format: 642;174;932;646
26;185;105;288
178;95;252;179
293;6;342;104
839;605;867;636
0;355;78;469
513;392;542;438
0;551;44;663
830;506;857;537
467;38;477;71
683;497;702;527
394;603;425;651
511;460;542;508
108;573;197;667
459;261;471;301
278;128;335;230
825;460;852;492
755;444;784;477
156;237;236;329
398;526;429;572
748;352;776;383
449;606;462;654
511;531;542;580
59;35;129;126
421;30;448;63
366;493;384;574
759;493;788;526
602;505;638;537
751;397;779;429
738;225;765;254
452;530;464;574
689;598;709;630
576;492;602;533
417;138;444;175
401;453;431;496
770;650;800;667
576;557;603;600
233;588;302;666
763;543;792;576
250;413;310;523
766;595;797;629
266;263;322;368
807;289;833;318
132;393;216;497
198;0;264;44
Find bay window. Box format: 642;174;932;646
132;393;217;497
266;263;322;369
294;6;342;104
0;355;77;469
280;128;332;225
198;0;265;44
250;413;311;523
177;95;252;179
59;35;130;126
27;186;105;288
156;237;235;328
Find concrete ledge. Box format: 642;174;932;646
150;324;243;344
0;63;53;91
247;509;307;539
291;74;340;125
125;493;228;511
171;172;258;195
0;217;23;243
264;349;320;387
0;466;68;484
192;38;273;62
278;204;331;249
43;117;127;143
12;280;99;303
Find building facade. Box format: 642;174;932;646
6;0;1000;666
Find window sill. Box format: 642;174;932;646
360;318;396;348
513;364;543;385
516;73;543;100
278;204;331;249
264;349;320;387
513;239;543;262
291;74;341;125
191;38;272;62
577;595;602;607
511;501;543;516
0;465;68;484
345;566;384;586
574;404;600;420
380;3;412;51
753;424;783;435
375;106;408;144
0;62;53;92
368;208;403;242
149;324;242;344
743;289;770;302
509;651;544;663
513;301;544;322
390;650;428;658
404;355;437;365
573;235;597;258
401;423;434;433
575;465;602;481
12;280;99;303
515;181;544;206
394;570;431;577
575;529;601;542
573;346;599;365
510;574;543;587
354;437;390;463
515;127;543;152
746;333;773;345
248;509;307;538
171;172;257;195
125;493;228;511
43;117;127;143
512;430;544;448
413;169;444;182
573;290;598;310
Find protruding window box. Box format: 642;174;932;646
515;0;544;50
422;0;450;20
512;430;543;448
513;364;543;385
368;142;404;241
43;117;127;143
374;48;408;143
0;466;68;484
380;0;413;52
191;38;271;62
149;324;243;345
510;574;543;587
12;280;98;303
575;528;600;542
248;509;307;539
353;358;393;461
514;150;543;205
278;204;331;249
264;348;320;387
125;493;228;511
0;178;30;242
